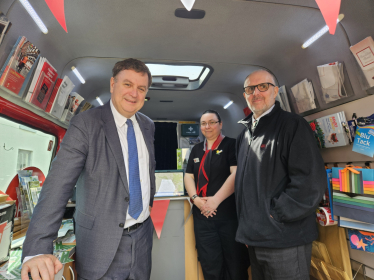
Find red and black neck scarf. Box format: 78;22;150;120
196;134;225;197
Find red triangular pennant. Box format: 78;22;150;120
150;200;170;239
315;0;341;35
45;0;68;33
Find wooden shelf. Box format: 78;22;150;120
0;86;68;129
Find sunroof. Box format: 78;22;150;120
146;64;204;80
145;63;213;91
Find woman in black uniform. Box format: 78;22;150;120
184;110;249;280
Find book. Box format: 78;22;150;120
0;37;40;95
0;12;11;46
0;36;22;79
45;78;63;113
317;62;346;103
339;217;374;232
49;76;75;119
350;36;374;88
352;125;374;157
27;59;58;110
291;79;316;113
348;229;374;253
78;102;93;113
60;92;84;123
28;180;42;208
308;112;350;148
277;85;291;112
69;92;84;114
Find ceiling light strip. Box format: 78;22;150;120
19;0;48;34
71;66;86;84
96;97;104;106
224;101;233;109
302;14;344;49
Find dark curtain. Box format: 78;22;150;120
154;122;178;170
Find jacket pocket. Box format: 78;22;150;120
74;209;95;230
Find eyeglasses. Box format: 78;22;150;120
243;83;275;95
200;121;220;127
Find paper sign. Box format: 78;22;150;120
158;179;177;196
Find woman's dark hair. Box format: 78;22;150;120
201;109;221;123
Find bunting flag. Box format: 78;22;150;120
45;0;68;33
315;0;341;35
150;200;170;239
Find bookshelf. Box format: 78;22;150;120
0;85;68;129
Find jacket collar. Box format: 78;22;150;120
238;101;281;126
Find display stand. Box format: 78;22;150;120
0;85;68;129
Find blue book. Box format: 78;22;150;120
352;126;374;157
0;36;22;78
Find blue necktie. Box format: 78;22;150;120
126;119;143;219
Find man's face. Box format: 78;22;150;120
243;71;279;118
110;69;148;118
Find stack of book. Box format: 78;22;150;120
0;37;93;124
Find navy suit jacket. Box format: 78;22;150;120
22;101;156;279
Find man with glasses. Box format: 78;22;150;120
235;70;326;280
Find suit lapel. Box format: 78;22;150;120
101;102;129;195
136;113;152;155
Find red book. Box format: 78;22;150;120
45;78;62;113
29;61;58;110
0;37;40;95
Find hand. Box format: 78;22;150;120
200;197;217;218
21;254;63;280
149;206;152;212
193;197;206;211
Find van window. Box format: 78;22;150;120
0;116;56;192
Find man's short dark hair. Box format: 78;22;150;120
112;58;152;88
202;109;222;123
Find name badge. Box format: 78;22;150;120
194;158;200;163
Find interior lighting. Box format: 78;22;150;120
19;0;48;34
96;97;104;106
223;101;233;109
71;66;86;84
180;0;195;11
302;14;344;49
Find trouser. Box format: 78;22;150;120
194;217;250;280
78;217;153;280
247;242;312;280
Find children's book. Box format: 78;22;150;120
308;112;350;148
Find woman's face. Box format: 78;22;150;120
200;113;222;140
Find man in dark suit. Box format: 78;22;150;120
21;58;156;280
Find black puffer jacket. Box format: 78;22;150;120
235;102;326;248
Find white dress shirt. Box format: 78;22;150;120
110;100;151;228
252;104;275;125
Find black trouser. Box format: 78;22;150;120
248;242;312;280
194;217;249;280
